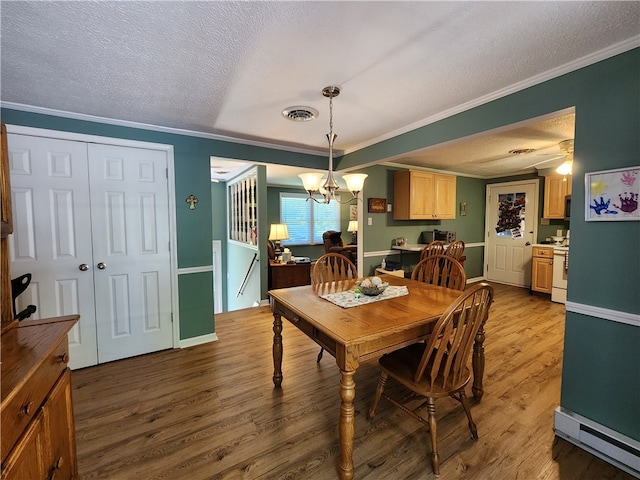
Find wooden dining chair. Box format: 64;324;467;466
444;239;465;261
367;282;494;475
312;253;358;362
411;254;467;291
419;240;445;261
312;253;357;285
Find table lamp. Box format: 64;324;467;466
268;223;289;260
347;220;358;245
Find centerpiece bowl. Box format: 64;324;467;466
355;276;389;296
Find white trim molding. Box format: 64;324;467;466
178;265;214;275
179;333;219;349
364;242;485;259
2;101;327;157
566;302;640;328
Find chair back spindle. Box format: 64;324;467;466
444;240;465;261
411;254;466;291
419;241;445;261
415;283;493;388
312;253;357;285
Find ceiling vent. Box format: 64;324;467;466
508;148;536;155
282;106;319;122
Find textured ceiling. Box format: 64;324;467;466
1;1;639;182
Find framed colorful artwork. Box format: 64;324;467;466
585;166;639;221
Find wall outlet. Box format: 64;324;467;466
368;217;372;226
556;229;564;236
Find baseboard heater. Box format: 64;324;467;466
554;407;640;478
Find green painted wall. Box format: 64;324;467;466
177;271;213;339
342;49;640;441
358;164;486;278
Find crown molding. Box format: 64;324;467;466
0;101;326;158
343;36;640;155
3;36;638;159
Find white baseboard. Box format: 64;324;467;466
554;407;640;478
179;332;219;349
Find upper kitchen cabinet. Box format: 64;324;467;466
393;170;456;220
543;174;572;219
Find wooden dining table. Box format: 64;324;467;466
268;274;489;480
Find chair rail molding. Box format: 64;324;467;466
565;302;640;328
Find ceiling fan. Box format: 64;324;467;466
531;139;574;172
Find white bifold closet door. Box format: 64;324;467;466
8;134;173;369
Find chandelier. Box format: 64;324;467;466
298;86;367;204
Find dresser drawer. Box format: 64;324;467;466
1;337;69;462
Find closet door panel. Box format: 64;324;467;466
88;144;172;363
8;134;98;369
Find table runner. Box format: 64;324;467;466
320;285;409;309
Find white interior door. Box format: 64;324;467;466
8;133;173;368
88;144;172;363
9;134;99;368
485;180;539;286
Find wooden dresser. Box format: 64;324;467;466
1;315;79;480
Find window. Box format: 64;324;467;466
280;192;341;245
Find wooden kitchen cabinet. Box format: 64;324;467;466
543;174;572;219
531;246;553;294
1;411;47;480
1;316;79;480
393;170;456;220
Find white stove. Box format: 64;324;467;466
552;246;569;303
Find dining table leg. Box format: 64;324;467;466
472;320;486;399
338;369;356;480
272;313;283;388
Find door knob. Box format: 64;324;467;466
97;262;107;270
525;242;531;246
79;263;89;271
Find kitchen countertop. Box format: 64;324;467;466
533;243;569;251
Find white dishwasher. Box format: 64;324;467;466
552;246;569;303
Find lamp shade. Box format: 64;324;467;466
347;220;358;232
342;173;368;193
268;224;289;241
556;157;573;175
298;173;324;192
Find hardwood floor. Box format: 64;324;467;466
72;283;634;479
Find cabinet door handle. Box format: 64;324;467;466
21;400;33;415
47;456;63;480
58;352;70;364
